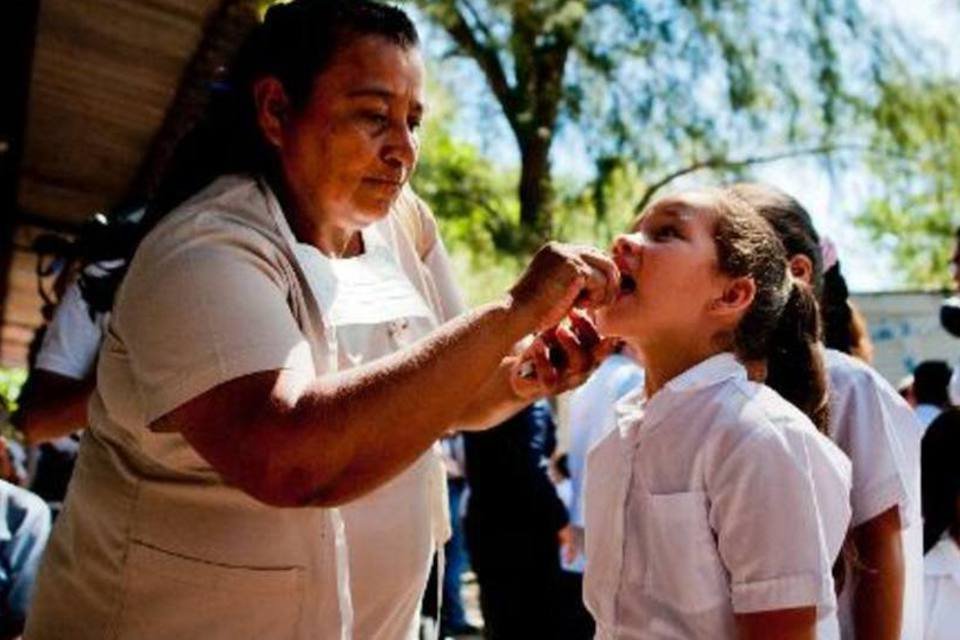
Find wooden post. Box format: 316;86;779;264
0;0;42;342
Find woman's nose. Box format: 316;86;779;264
382;124;418;171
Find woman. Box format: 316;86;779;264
581;188;851;639
25;2;616;638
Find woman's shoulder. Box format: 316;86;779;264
136;176;288;268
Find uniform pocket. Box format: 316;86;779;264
114;540;305;640
642;491;729;613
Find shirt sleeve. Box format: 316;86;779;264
831;372;919;528
707;423;846;613
2;483;51;622
34;281;103;379
415;196;468;322
115;218;313;424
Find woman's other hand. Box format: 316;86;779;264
511;309;618;399
508;242;619;333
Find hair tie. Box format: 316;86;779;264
820;236;839;271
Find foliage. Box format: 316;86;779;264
414;80;646;303
854;79;960;288
0;369;27;425
406;0;904;240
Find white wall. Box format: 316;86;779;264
853;290;960;384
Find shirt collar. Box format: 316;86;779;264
663;352;746;393
614;352;746;438
926;534;960;581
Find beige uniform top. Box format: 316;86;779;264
26;175;464;640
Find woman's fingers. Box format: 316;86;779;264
577;249;620;308
511;310;612;398
554;325;588;374
508;242;619;332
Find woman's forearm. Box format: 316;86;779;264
178;298;533;507
453;356;530;431
174;241;618;507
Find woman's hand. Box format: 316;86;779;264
508;242;620;333
510;309;618;399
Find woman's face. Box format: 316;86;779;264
596;191;732;344
276;35;425;230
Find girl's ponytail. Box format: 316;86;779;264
713;187;830;434
765;280;830;434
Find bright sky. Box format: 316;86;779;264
756;0;960;293
417;1;960;292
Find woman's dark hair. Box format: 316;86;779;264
78;0;419;312
710;187;830;433
921;408;960;552
149;0;418;220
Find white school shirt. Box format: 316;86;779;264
564;353;643;572
914;404;941;431
34;264;115;379
924;534;960;640
824;349;924;640
583;353;852;640
26;175;463;640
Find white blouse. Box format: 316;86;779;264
583;353;852;640
924;534;960;640
824;349;925;640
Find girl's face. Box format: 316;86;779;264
596;191;733;346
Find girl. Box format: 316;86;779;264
582;187;852;639
734;182;924;640
920;408;960;640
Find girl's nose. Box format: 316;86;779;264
612;233;643;270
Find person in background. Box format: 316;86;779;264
464;401;583;639
555;344;643;639
421;434;479;638
911;360;952;430
13;262;110;508
563;344;644;572
919;407;960;639
0;480;50;639
13;209;141;509
897;375;916;408
819;239;874;364
736;182;924;640
940;226;960;404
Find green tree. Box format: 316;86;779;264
855;79;960;288
408;0;901;244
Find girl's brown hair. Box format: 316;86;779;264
709;188;830;433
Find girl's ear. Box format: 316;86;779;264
788;254;815;286
709;276;756;319
253;76;290;149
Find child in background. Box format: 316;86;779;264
735;183;924;640
582;187;852;639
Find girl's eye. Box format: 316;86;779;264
407;117;422;132
653;225;681;240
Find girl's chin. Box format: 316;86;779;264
595;305;638;339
